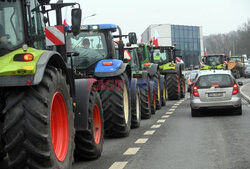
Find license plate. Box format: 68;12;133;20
208;92;223;97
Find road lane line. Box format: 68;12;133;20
174;103;180;106
162;115;170;118
157;119;166;123
109;162;128;169
169;109;175;111
177;101;182;104
144;130;155;135
123;147;140;155
166;112;173;115
151;124;161;128
172;106;178;109
135;138;148;144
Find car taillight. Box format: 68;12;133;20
232;83;239;95
193;85;199;97
102;61;113;66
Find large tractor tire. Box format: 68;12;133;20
131;86;141;129
2;67;74;169
74;90;104;161
180;76;186;98
152;75;161;110
100;74;131;138
149;82;157;115
139;83;151;119
166;73;181;100
161;78;167;107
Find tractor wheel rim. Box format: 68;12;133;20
157;82;160;101
178;75;181;93
123;83;129;124
154;92;156;108
136;93;140;120
93;104;101;144
183;81;185;93
163;84;166;100
50;92;69;162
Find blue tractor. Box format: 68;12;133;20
66;24;139;141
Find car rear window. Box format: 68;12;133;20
196;74;234;88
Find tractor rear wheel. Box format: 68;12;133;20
74;90;104;160
161;81;167;107
3;67;74;169
100;74;131;137
180;76;186;98
131;88;141;128
152;76;161;110
166;73;181;100
140;83;151;119
150;83;157;115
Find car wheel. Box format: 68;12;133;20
191;108;201;117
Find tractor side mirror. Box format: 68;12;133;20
71;8;82;36
128;32;137;44
202;58;204;62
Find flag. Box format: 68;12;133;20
229;50;232;57
153;31;160;47
204;47;207;56
63;7;69;26
137;35;143;43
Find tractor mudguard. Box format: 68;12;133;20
0;51;74;96
74;78;96;130
130;78;138;106
94;59;129;78
162;63;181;74
147;64;158;76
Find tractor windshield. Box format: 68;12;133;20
66;31;108;69
0;1;24;55
153;49;172;65
205;56;223;66
230;57;242;62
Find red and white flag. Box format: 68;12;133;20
229;50;232;57
204;47;207;56
137;35;143;43
63;7;69;26
153;31;160;47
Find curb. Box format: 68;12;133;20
240;83;250;104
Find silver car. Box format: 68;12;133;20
190;70;242;117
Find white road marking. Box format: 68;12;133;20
144;130;155;135
162;115;170;118
151;124;161;128
166;112;173;115
123;147;140;155
157;119;166;123
172;106;178;109
109;162;128;169
169;109;175;111
174;103;180;106
135;138;148;144
181;99;185;101
177;101;182;104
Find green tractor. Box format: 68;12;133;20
121;43;159;120
0;0;105;168
200;54;228;70
152;46;185;100
137;43;165;111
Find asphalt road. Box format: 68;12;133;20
73;90;250;169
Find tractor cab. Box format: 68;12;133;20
66;24;118;77
152;46;175;65
201;54;228;70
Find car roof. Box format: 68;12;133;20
197;70;232;76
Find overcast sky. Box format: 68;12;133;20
52;0;250;36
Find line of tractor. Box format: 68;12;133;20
0;0;186;168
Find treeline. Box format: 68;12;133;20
204;19;250;58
